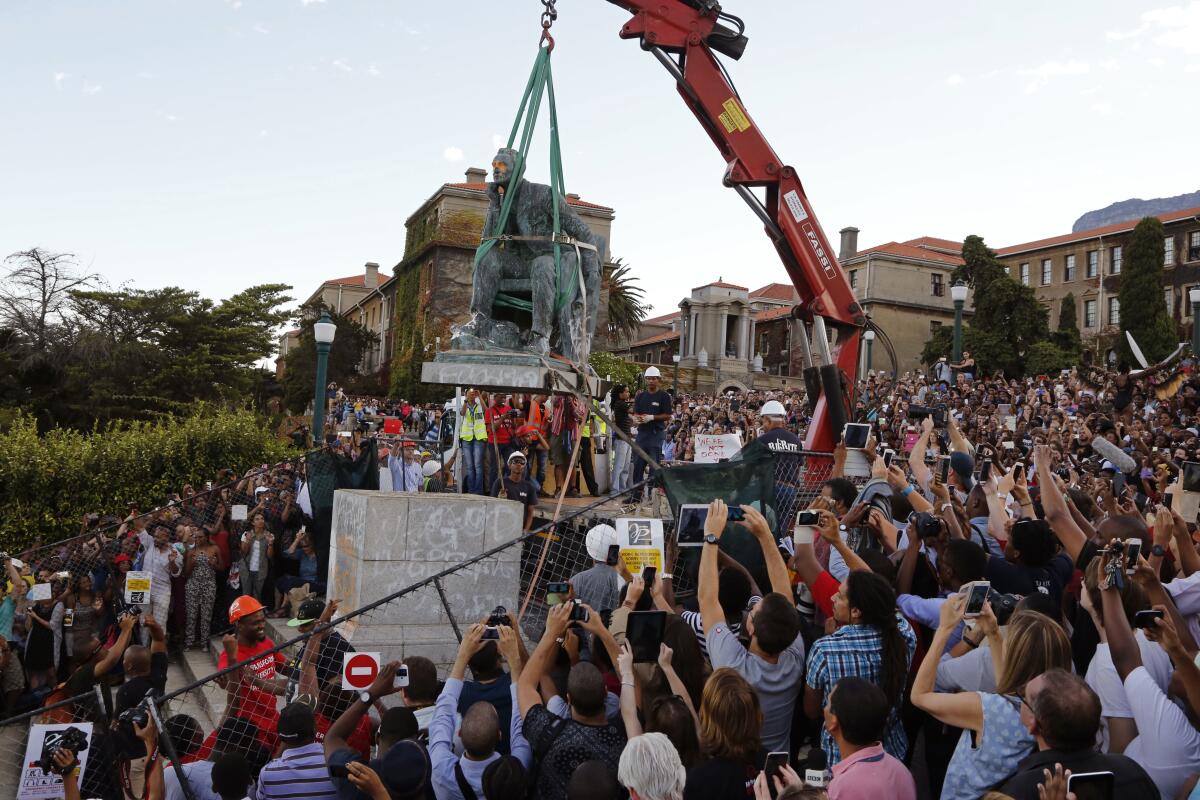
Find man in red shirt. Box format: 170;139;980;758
218;595;286;749
484;394;515;492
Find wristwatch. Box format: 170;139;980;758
1151;544;1167;558
358;690;373;705
704;533;719;546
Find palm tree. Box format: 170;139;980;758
602;258;649;345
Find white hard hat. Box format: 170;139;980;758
760;400;787;417
585;523;618;562
422;460;441;478
644;366;661;378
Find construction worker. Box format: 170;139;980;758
459;389;487;494
631;366;672;492
574;399;604;496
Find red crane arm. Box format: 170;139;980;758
605;0;862;452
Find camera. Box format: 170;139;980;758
115;701;153;757
907;404;947;427
986;590;1018;626
37;725;89;775
909;512;943;539
486;606;511;627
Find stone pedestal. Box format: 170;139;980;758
328;491;522;666
421;350;599;395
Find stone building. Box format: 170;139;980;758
995;205;1200;364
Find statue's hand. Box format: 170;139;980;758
486;182;503;200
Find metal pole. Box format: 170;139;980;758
952;298;964;363
672;358;680;396
313;340;331;446
865;338;874;375
453;386;464;493
1192;300;1200;355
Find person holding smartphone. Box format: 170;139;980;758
569;524;621;617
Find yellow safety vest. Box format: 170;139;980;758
460;403;487;441
581;401;607;438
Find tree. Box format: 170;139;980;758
1052;293;1082;356
280;301;378;414
602;258;649;345
589;350;643;389
952;235;1007;291
0;248;96;351
1118;217;1177;366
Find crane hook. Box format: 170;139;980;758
539;0;557;51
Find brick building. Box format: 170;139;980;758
995;206;1200;363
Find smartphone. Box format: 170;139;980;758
1124;538;1142;573
764;752;790;797
1185;461;1200;493
481;626;500;640
568;599;589;623
938;456;950;484
546;582;570;606
676;504;709;547
795;510;821;526
1164;491;1175;509
1133;609;1164;629
626;610;667;662
842;423;871;449
394;664;409;688
1002;440;1015;450
1066;770;1114;800
329;763;350;779
726;506;745;522
964;581;991;617
883;449;895;468
978;459;992;482
642;566;657;586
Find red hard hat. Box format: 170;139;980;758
229;595;265;623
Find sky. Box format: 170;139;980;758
2;0;1199;331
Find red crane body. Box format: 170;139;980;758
606;0;864;453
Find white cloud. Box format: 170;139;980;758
332;59;352;73
1080;84;1104;96
1106;23;1148;40
53;72;68;90
366;64;380;77
1016;59;1089;93
945;74;965;87
82;80;103;96
1148;56;1167;67
1187;63;1200;71
252;23;269;34
443;146;464;162
300;0;326;5
491;134;505;151
259;129;269;138
158;111;179;122
226;0;243;8
1107;2;1200;55
1090;101;1114;115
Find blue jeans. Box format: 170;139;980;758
462;440;486;494
631;435;663;491
611;438;632;494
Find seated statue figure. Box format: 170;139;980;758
455;148;601;361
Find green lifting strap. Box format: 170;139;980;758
472;45;577;314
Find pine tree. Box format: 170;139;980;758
1052;293;1082;355
1118;217;1176;365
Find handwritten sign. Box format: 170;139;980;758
18;723;93;799
231;504;248;521
693;433;742;463
124;571;152;606
615;518;665;576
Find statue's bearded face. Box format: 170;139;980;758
492;152;515;185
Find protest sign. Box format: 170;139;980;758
693;433;742;463
18;723;93;800
615;518;665;575
125;571;152;605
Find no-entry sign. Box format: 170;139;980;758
342;652;381;690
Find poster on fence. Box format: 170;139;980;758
231;504;248;521
693;434;742;463
124;571;152;606
18;722;93;799
615;518;665;576
28;583;51;602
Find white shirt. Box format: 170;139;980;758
137;532;181;597
1084;631;1175;751
1165;571;1200;645
1121;666;1200;799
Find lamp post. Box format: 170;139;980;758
672;353;681;396
950;280;968;367
862;329;875;379
1190;287;1200;355
312;311;337;446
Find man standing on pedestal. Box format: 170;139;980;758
630;367;672;494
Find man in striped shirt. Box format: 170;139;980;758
256;702;337;800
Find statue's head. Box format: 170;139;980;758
491;148;519;186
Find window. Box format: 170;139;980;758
1165;236;1175;266
931;272;945;297
929;320;943;337
1190;231;1200;261
1064;254;1076;282
1110;245;1122;274
1166;287;1174;315
1108;297;1120;326
1086;250;1098;278
1189;286;1200;318
1040;259;1052;285
1084;299;1098;328
1019;263;1030;285
849;269;858;289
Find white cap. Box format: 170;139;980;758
585;523;618;561
507;450;528;464
644;366;661;378
760;400;787;417
422;460;441;478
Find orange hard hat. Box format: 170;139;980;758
229;595;265;623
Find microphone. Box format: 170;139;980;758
1091;436;1137;474
804;748;830;788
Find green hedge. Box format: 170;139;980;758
0;409;295;552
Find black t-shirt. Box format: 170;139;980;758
287;630;353;688
633;390;673;437
115;651;168;715
756;428;803;456
985;551;1073;603
684;756;758;800
523;705;626;800
492;477;538;507
66;662;113;721
612;399;631;431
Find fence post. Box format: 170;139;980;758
433;576;463;642
149;698;198;800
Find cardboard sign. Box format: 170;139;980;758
615;518;665;576
28;583;51;602
342;651;381;690
18;722;93;799
124;571;152;606
231;504;248;521
693;434;742;463
383;418;402;434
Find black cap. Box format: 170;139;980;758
287;599;325;628
278;702;316;742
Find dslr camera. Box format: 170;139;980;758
115;702;152;757
907;404;947;427
486;606;511;627
38;725;89;775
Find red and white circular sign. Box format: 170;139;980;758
342;652;381;690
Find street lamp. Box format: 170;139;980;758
950;280;968;366
862;329;875;379
1190;287;1200;355
312;311;337;446
672;354;681;396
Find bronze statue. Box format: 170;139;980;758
453;148;602;362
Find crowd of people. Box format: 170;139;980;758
19;356;1200;800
